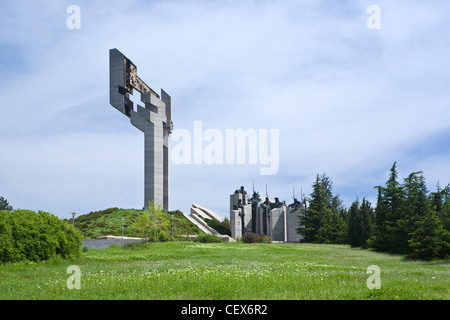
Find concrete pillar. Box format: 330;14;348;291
109;48;172;211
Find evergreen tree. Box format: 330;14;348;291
442;185;450;231
430;182;443;214
369;186;390;251
360;198;374;248
298;173;331;242
440;185;450;258
349;198;374;248
0;196;13;211
316;208;348;244
369;162;405;253
298;173;347;244
383;162;406;253
432;183;450;232
348;199;362;247
408;209;450;260
395;172;430;254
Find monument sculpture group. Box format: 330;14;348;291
230;186;305;242
108;49;305;242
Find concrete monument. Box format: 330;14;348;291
109;49;173;211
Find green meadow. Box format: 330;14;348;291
0;242;448;300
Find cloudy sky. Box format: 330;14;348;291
1;0;449;220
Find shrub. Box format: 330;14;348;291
147;231;174;242
204;218;231;236
193;234;223;243
156;231;174;242
242;232;272;243
0;209;83;263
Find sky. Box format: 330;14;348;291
0;0;449;220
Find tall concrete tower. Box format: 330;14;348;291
109;49;173;211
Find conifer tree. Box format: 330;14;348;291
0;196;13;211
317;208;348;244
432;183;450;232
395;172;430;254
348;199;362;247
382;162;406;253
408;209;449;260
369;186;390;251
299;173;347;244
368;162;449;260
349;198;374;248
298;173;329;242
360;198;374;248
442;185;450;232
430;182;443;214
369;162;405;253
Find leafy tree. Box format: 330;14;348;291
130;201;170;241
0;196;13;211
0;209;82;262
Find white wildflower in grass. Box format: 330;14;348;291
0;242;448;299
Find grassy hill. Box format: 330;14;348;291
72;207;202;239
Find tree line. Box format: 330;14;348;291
298;162;450;260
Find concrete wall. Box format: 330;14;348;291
230;209;240;240
82;238;143;249
269;206;287;242
287;208;304;242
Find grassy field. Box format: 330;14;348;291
0;242;448;300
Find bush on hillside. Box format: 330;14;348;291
0;209;83;263
204;218;231;236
